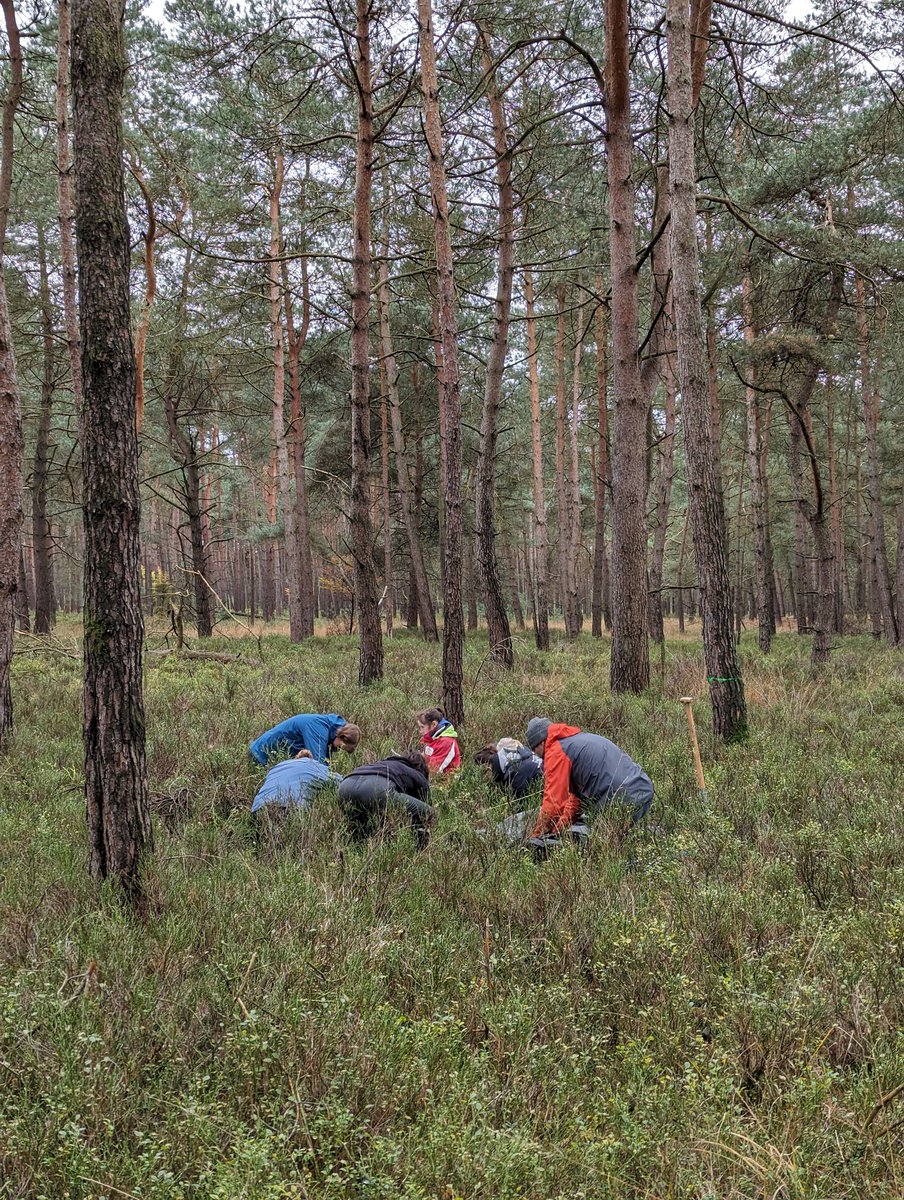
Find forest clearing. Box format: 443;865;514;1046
3;624;904;1198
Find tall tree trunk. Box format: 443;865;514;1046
0;0;24;748
130;158;155;434
741;269;775;651
648;359;677;643
269;151;304;642
418;0;464;725
606;0;650;692
508;547;525;631
591;293;610;637
15;544;28;631
57;0;83;417
825;377;845;633
554;284;574;636
33;225;57;634
789;274;842;665
161;242;214;639
464;533;478;632
376;233;438;639
524;262;550;649
378;353;393;637
349;0;383;684
282;250;315;637
567;286;584;635
667;0;746;739
851;248;897;643
474;25;513;667
72;0;151;893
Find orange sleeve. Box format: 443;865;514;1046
531;740;579;836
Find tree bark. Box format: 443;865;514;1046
567;286;584;635
474;25;513;668
554;284;575;637
268;151;304;643
0;0;24;749
785;274;842;666
667;0;746;739
161;240;215;639
606;0;650;692
130;159;155;434
851;248;897;643
591;294;610;637
349;0;383;684
282;249;315;637
56;0;83;417
524;262;550;649
72;0;151;893
741;268;775;651
648;358;677;644
376;234;438;639
15;545;28;631
418;0;464;725
33;225;57;634
378;352;393;637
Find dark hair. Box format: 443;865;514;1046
395;749;429;779
417;708;444;725
473;745;497;767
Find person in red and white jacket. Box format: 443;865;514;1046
417;708;461;776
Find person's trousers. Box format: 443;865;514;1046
337;775;435;848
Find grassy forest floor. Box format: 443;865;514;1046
3;621;904;1198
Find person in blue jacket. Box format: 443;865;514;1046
251;751;343;814
249;712;360;766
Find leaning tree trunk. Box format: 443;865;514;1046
474;25;513;668
33;225;57;634
667;0;746;740
524;262;550;649
605;0;650;692
72;0;151;893
418;0;464;725
0;0;24;749
349;0;383;684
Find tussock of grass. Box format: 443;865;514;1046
2;622;904;1197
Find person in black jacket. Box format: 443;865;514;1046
337;751;435;848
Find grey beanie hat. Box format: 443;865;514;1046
525;716;551;749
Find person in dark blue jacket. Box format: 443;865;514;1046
473;738;543;800
251;753;343;814
249;712;360;766
338;751;434;849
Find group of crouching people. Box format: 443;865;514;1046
248;709;654;857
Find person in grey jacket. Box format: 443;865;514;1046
524;717;653;854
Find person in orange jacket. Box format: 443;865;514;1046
417;708;461;776
524;717;653;849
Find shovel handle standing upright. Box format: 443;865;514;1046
679;696;708;803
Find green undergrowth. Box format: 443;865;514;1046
3;623;904;1198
